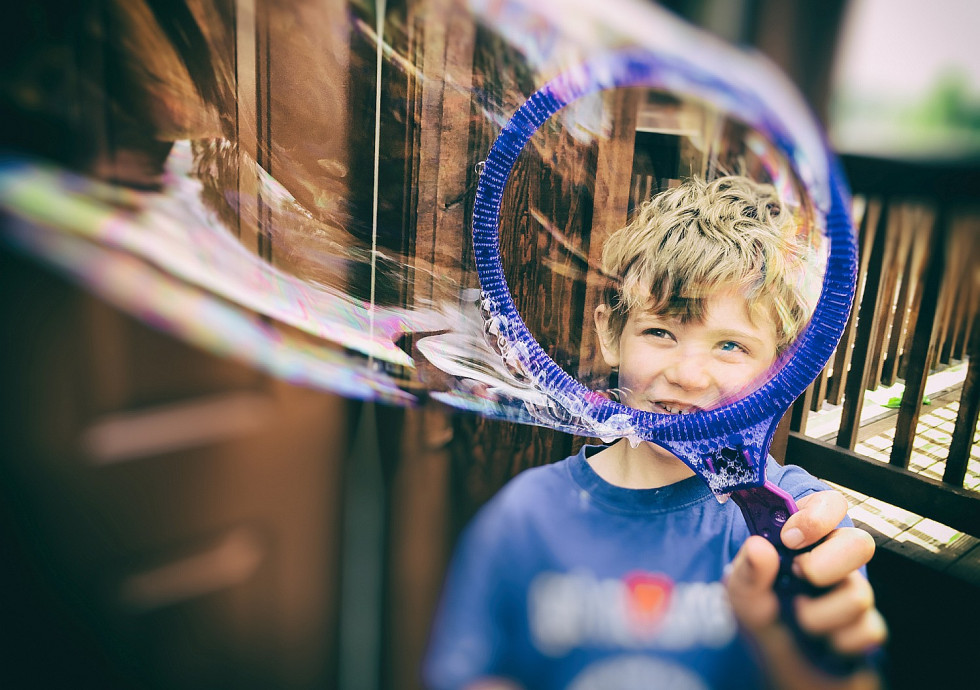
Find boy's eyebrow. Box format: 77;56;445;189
711;329;765;345
634;312;767;345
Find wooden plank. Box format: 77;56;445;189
931;243;956;370
382;404;453;690
940;220;973;364
890;207;949;469
827;198;877;405
866;204;902;390
255;0;272;263
578;88;640;385
954;265;979;361
944;312;980;487
841;153;980;202
837;198;890;449
390;7;477;688
492;79;596;383
81;392;274;464
411;1;475;304
943;268;969;364
770;408;793;464
950;221;979;361
790;383;813;433
950;266;976;361
871;204;915;388
810;365;829;411
788;432;980;538
118;528;266;612
443;14;586;535
235;0;261;254
898;209;937;380
826;331;851;406
882;206;928;386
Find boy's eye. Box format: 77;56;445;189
719;341;747;353
643;328;673;339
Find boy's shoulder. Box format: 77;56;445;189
465;448;596;535
766;457;831;500
488;453;579;511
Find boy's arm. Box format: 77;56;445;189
725;490;887;690
424;495;523;690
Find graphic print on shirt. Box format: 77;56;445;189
566;654;710;690
529;569;737;656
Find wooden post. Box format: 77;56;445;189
837;198;890;449
809;365;830;412
890;207;949;469
790;384;814;433
827;198;877;406
882;206;929;386
943;306;980;487
578;89;641;384
865;203;902;390
870;204;914;387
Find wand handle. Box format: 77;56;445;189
731;483;866;677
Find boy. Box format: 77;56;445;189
424;176;886;689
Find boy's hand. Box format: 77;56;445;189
725;490;887;689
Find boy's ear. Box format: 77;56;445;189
593;304;621;368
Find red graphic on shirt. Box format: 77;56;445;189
624;571;673;633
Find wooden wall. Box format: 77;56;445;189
10;3;977;690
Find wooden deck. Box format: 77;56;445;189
797;359;980;585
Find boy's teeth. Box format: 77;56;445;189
657;402;699;415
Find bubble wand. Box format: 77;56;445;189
471;49;860;673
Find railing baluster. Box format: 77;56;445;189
838;198;890;449
882;207;927;386
944;313;980;487
891;206;949;469
790;383;814;433
827;198;876;406
810;364;830;412
867;205;903;390
940;222;973;364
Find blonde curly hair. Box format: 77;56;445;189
599;175;813;351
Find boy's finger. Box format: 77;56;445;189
726;536;780;630
792;527;876;588
794;572;875;635
729;536;779;590
780;490;848;550
829;608;889;656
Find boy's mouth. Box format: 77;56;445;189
652;401;701;415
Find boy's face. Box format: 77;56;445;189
595;290;779;413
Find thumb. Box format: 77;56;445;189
726;536;781;632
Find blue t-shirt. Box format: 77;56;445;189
424;445;842;690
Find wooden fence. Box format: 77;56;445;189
785;155;980;537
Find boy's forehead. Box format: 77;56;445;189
633;289;751;316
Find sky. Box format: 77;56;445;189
832;0;980;98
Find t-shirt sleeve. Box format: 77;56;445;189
772;460;855;527
423;496;521;690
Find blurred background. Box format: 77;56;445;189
1;1;978;688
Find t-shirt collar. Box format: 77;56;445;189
567;444;716;514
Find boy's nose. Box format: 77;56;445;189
663;353;713;392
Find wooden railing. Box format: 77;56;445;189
786;154;980;537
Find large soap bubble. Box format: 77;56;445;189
0;0;846;443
